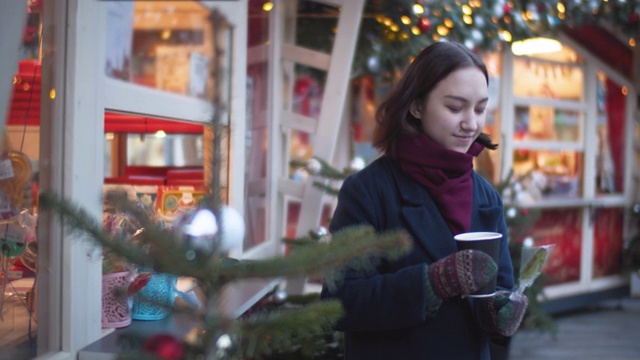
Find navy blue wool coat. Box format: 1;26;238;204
321;156;515;360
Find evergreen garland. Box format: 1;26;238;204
297;0;640;78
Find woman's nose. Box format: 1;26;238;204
461;113;479;131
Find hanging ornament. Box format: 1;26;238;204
272;289;288;304
314;226;328;238
314;226;332;244
506;207;518;219
630;12;639;24
214;333;235;359
367;55;382;74
217;206;245;253
142;333;185;360
176;208;218;259
349;156;366;171
503;3;513;16
464;39;475;50
417;17;431;33
176;206;246;258
470;29;483;44
291;168;308;182
523;237;535;247
306;158;322;175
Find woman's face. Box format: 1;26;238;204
411;67;488;153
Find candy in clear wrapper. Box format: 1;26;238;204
511;244;555;299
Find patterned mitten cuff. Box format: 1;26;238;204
424;264;443;314
476;290;528;337
427;249;497;299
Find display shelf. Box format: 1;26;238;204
78;277;280;360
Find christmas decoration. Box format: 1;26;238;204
495;170;556;333
297;0;640;79
175;205;245;257
142;333;186;360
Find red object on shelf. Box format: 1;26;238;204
165;169;204;186
6;60;206;134
104;176;166;186
7;60;41;127
104;113;203;134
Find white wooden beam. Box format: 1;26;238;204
286;0;365;294
282;44;331;71
281;110;318;133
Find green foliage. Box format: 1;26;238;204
222;225;412;284
497;171;557;334
240;300;343;359
39;190;412;359
298;0;640;79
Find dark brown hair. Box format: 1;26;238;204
372;41;498;158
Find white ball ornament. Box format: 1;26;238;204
273;290;288;304
314;226;328;237
523;236;535;247
470;29;483;43
178;208;218;258
464;39;475;50
493;3;504;18
349;156;366;171
367;55;382;74
306;158;322;175
177;206;245;257
218;206;246;253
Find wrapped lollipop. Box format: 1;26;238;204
511;240;554;299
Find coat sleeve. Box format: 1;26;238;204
321;174;431;332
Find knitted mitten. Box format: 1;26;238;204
424;249;497;313
475;290;528;337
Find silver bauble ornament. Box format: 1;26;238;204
177;208;218;257
273;290;288;304
306;158;322;174
176;206;246;257
314;226;328;237
350;157;366;171
367;55;382;73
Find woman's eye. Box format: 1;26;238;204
447;106;463;113
475;107;486;115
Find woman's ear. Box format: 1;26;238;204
409;101;421;119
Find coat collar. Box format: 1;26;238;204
384;157;502;263
386;157;458;262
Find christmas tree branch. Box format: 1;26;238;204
221;225;412;281
39;192;218;279
240;300;343;358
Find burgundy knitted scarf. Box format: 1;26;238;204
396;133;484;235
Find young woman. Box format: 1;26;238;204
321;41;527;360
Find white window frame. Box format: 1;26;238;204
35;1;247;359
499;33;635;302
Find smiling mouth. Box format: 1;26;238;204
454;135;473;141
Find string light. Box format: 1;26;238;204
412;3;425;15
262;1;273;12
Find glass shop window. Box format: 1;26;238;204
106;1;214;100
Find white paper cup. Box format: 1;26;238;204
454;232;502;298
